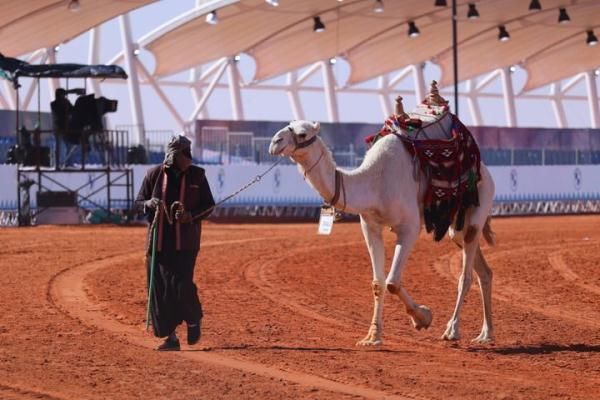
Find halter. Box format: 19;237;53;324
288;125;318;150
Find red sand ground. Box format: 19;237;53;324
1;215;599;399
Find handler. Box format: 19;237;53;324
136;135;215;351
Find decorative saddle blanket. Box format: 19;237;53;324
366;105;481;241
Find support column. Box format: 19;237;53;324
190;66;209;119
465;80;481;126
88;28;103;96
500;67;517;127
119;14;145;145
549;83;566;128
584;71;599;128
321;61;339;123
286;72;305;120
227;58;244;120
377;75;391;118
46;47;60;103
412;64;427;103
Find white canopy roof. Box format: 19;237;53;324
143;0;599;90
2;0;598;91
0;0;156;57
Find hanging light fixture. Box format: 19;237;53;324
587;30;599;47
68;0;81;12
265;0;279;6
205;10;218;25
467;3;479;19
373;0;384;13
313;16;326;33
435;0;447;6
558;8;570;24
528;0;542;11
498;25;510;42
408;21;420;38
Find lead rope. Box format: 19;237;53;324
190;157;285;222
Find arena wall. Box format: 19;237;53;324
1;164;599;210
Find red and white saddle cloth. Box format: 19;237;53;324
366;104;481;241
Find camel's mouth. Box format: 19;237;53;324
268;137;287;156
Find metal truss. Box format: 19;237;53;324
492;200;600;216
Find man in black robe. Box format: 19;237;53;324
136;135;215;351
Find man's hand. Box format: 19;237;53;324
175;210;193;224
144;198;162;210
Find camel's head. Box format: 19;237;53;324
269;120;321;157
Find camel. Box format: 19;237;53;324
268;94;496;346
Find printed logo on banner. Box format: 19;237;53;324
574;168;582;191
217;168;225;193
510;168;518;192
273;168;281;193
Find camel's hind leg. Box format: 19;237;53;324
356;217;386;346
472;247;494;343
443;227;478;341
386;223;432;331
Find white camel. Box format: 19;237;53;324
268;116;496;346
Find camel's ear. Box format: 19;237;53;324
311;121;320;133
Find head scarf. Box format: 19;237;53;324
164;135;192;166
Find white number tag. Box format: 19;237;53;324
318;206;335;235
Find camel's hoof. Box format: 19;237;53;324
408;305;432;330
471;331;495;344
356;338;383;346
442;324;460;341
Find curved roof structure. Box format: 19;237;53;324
0;0;156;57
143;0;599;91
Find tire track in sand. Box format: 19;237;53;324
0;384;65;400
49;241;415;400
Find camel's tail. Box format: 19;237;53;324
482;216;496;246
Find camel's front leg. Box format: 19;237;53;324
386;225;432;331
356;218;386;346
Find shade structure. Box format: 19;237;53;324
435;0;600;89
3;0;599;93
0;0;157;57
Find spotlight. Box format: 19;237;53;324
435;0;447;6
68;0;81;12
133;48;140;56
233;54;241;62
528;0;542;11
498;25;510;42
265;0;279;6
467;3;479;19
205;10;218;25
509;65;517;73
595;69;600;77
373;0;384;13
313;16;325;33
408;21;420;38
54;45;60;52
587;30;598;47
558;8;570;24
329;57;337;65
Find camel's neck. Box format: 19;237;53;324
293;139;370;214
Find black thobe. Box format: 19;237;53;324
136;164;215;337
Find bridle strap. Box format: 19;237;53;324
329;169;342;206
289;126;318;150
